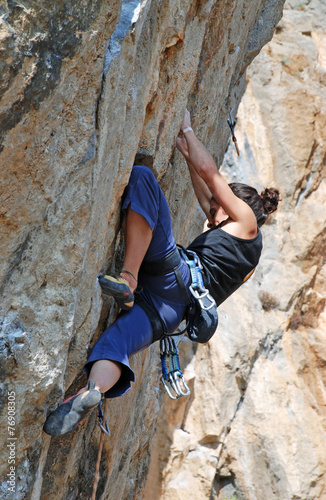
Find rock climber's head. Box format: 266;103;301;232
229;183;280;227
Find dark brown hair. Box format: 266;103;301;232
229;182;280;227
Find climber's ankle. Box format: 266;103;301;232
120;269;138;293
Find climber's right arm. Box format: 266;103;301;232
176;134;212;222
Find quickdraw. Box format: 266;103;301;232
97;399;110;436
227;107;240;156
160;337;190;399
184;248;215;312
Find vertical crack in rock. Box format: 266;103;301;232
95;0;143;130
103;0;142;76
296;141;326;207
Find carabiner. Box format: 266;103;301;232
159;337;191;400
227;107;240;156
189;286;215;311
160;339;179;399
168;372;181;396
97;402;110;437
161;375;178;399
172;371;191;397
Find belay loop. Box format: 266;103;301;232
160;337;190;399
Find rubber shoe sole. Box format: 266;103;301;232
43;384;102;436
98;274;134;310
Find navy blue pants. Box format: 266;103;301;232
85;166;191;398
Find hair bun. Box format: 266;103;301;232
260;188;280;214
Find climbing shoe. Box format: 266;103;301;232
43;381;102;436
98;270;136;310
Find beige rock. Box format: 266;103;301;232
0;0;285;498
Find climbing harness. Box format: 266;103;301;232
137;246;191;343
155;247;218;396
159;249;217;398
91;399;110;500
139;246;217;397
178;246;218;344
160;337;190;399
227;107;240;156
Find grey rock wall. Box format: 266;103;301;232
0;0;284;498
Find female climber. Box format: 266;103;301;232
43;110;279;436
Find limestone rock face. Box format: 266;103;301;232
0;0;285;499
146;1;326;499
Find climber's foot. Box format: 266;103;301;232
43;381;101;436
98;271;136;310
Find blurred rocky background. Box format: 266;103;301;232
145;1;326;499
1;0;325;499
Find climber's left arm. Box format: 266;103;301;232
179;110;256;233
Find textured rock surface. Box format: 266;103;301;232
0;0;285;499
146;1;326;499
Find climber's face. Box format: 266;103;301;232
207;198;228;228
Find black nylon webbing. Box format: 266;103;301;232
135;247;191;341
140;247;181;276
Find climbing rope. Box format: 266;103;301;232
91;399;110;500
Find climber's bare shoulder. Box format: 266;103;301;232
220;216;258;240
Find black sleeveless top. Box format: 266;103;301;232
187;224;263;307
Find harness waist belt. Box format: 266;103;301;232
140;247;181;276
